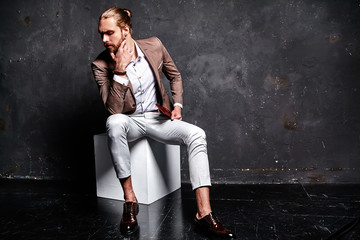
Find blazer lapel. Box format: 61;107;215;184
135;40;161;82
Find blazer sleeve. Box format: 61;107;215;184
91;60;135;115
159;39;184;106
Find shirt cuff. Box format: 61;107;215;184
174;103;183;109
113;74;129;86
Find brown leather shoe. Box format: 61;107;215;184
120;202;139;235
194;212;236;238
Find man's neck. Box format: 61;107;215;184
127;37;138;61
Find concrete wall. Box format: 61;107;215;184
1;0;360;186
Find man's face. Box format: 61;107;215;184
98;17;125;53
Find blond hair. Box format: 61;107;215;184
100;7;133;35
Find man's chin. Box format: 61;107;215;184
106;47;118;54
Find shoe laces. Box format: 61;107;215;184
208;212;223;228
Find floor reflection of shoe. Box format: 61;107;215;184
194;212;236;238
120;202;139;235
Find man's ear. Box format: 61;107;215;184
122;26;130;37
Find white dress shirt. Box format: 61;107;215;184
113;41;182;115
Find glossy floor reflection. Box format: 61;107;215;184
0;181;360;239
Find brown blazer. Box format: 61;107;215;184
91;37;183;115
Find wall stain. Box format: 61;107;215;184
265;74;290;91
307;173;326;183
0;119;6;131
327;167;343;171
238;167;322;178
329;33;342;43
2;164;20;177
302;56;317;68
5;104;11;111
236;167;320;172
24;16;31;27
282;113;299;130
298;167;317;171
38;155;56;164
88;70;94;83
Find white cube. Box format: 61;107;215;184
94;133;181;205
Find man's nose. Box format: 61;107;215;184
102;35;108;43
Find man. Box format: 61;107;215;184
91;7;235;238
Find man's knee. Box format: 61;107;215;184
188;125;207;146
106;114;128;138
196;127;206;141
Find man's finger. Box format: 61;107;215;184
110;52;116;60
120;39;126;48
171;113;182;121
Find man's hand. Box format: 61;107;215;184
171;106;182;121
110;40;133;72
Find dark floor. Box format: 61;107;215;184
0;180;360;240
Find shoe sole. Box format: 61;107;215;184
194;218;235;239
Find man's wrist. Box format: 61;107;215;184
174;103;183;109
113;70;127;75
113;74;129;85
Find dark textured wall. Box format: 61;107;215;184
1;0;360;186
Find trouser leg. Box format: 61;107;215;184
106;114;145;179
106;113;211;190
146;114;211;190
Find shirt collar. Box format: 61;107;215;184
134;41;145;60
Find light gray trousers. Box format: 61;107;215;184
106;112;211;190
